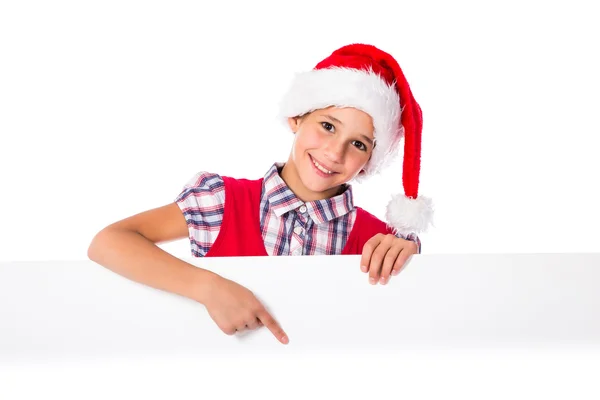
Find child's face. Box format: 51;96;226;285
284;106;375;201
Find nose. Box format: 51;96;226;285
323;136;345;164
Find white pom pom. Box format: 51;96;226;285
385;194;434;235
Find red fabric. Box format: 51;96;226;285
341;207;396;255
205;177;268;257
205;177;394;257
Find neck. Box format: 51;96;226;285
280;162;342;202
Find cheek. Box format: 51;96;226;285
348;151;371;171
295;128;323;151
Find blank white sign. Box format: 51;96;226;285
1;253;599;360
1;253;600;398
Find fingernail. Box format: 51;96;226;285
392;269;399;276
380;277;387;284
282;336;289;344
361;265;367;273
369;277;376;285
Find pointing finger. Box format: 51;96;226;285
258;309;289;345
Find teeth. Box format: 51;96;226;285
312;158;333;174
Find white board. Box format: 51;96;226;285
1;253;600;399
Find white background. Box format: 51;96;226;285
1;0;599;261
1;2;600;398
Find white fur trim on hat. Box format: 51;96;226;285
278;67;403;176
385;193;434;235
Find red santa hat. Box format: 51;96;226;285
278;43;433;235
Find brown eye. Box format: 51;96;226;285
352;141;367;151
321;122;334;132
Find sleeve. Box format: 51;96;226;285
174;171;226;257
394;231;422;254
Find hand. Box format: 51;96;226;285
202;275;289;344
360;233;418;285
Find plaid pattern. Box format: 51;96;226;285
175;163;421;257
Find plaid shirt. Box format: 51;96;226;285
175;163;421;257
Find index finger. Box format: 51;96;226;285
257;309;289;345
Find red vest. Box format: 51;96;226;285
205;176;394;257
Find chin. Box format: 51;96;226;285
299;173;332;193
302;172;348;198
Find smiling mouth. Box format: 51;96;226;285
310;155;336;175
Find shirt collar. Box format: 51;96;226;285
262;163;355;224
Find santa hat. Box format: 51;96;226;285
278;43;433;235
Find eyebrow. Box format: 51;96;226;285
321;114;375;146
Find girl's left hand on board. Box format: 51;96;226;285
360;234;418;285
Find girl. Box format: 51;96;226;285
87;43;434;345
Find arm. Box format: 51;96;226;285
87;202;289;344
87;203;219;304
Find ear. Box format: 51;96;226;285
287;116;300;133
357;156;372;176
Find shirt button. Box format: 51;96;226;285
294;226;303;234
299;205;307;213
